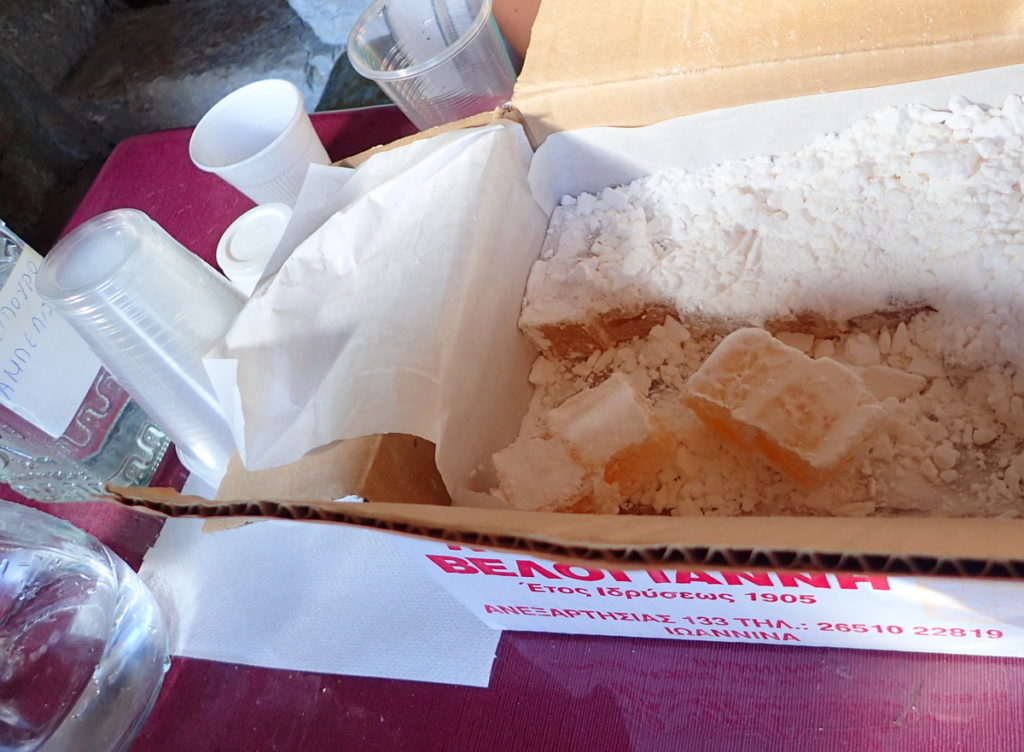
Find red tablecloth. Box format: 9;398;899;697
32;106;1024;752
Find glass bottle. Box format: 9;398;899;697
0;221;170;501
0;499;169;751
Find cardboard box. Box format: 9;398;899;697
116;0;1024;653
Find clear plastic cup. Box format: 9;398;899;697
0;500;169;751
188;79;331;206
37;210;245;487
347;0;517;131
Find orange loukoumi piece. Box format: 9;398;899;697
494;373;676;512
547;373;675;499
684;328;887;490
492;436;590;512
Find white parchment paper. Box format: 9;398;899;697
208;121;546;495
140;517;500;686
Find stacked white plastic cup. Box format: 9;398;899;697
37;210;245;487
188;79;330;206
215;203;293;295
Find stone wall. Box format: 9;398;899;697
286;0;365;45
0;0;116;246
0;0;118;89
58;0;340;145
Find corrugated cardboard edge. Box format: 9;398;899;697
514;0;1024;144
109;487;1024;580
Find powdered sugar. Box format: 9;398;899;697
507;95;1024;517
522;95;1024;369
518;314;1024;517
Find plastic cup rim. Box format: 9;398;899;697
38;209;151;299
346;0;495;82
0;220;28;249
188;79;306;173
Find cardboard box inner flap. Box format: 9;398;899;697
513;0;1024;144
215;434;449;506
121;0;1024;578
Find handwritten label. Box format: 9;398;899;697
0;251;101;437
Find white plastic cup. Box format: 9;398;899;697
37;209;246;487
347;0;517;131
188;79;330;206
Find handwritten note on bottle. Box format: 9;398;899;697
0;250;101;437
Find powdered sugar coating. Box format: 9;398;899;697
547;372;654;467
522;95;1024;369
492;436;586;511
519;315;1024;517
509;95;1024;517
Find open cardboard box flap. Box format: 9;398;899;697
514;0;1024;145
115;0;1024;577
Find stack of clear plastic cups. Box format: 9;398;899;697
0;220;171;502
37;210;245;488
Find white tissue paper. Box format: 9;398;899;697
207;120;547;499
140;517;501;686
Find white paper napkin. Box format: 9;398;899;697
139;516;501;686
208;121;548;500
